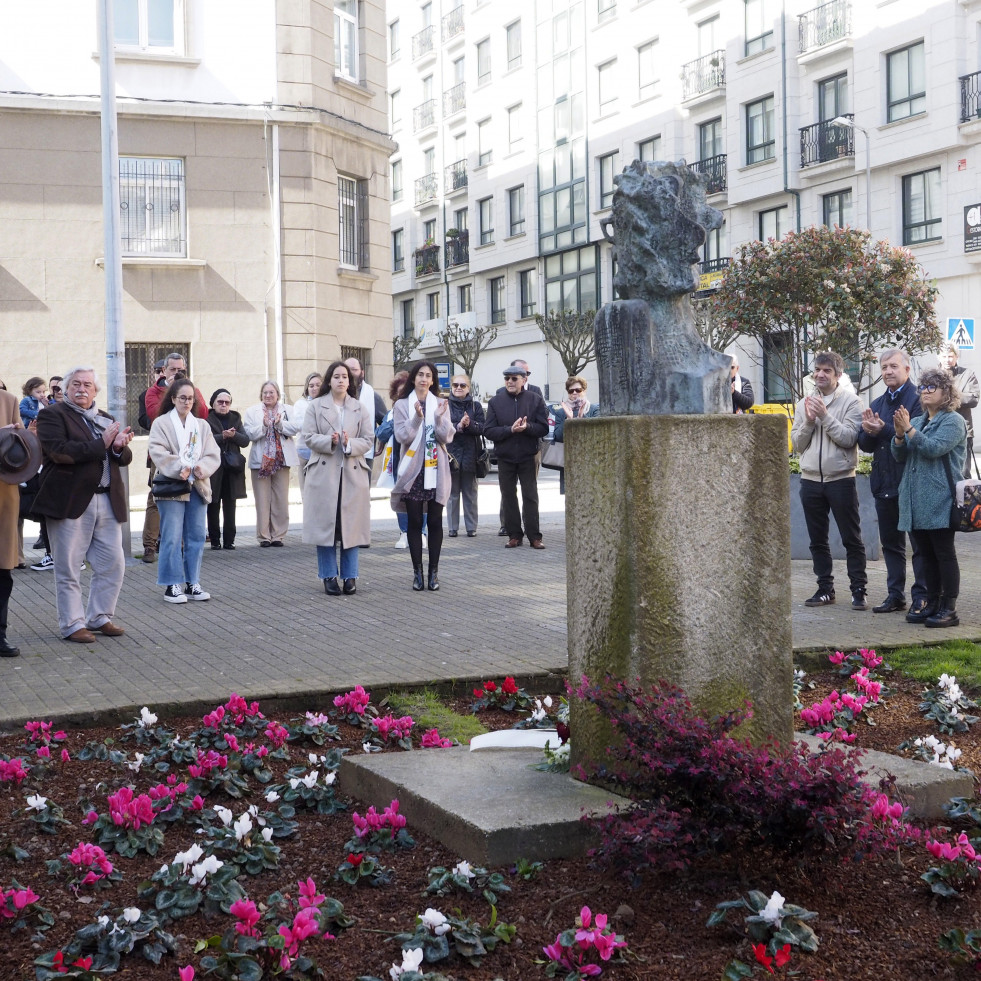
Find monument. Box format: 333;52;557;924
566;160;793;764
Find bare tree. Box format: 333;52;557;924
393;334;419;371
437;319;499;378
536;309;597;377
691;295;741;354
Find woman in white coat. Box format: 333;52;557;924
301;361;373;595
148;378;220;604
243;380;300;547
391;360;454;592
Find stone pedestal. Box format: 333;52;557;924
566;414;793;770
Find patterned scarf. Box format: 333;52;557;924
398;391;438;489
258;404;285;478
64;399;111;487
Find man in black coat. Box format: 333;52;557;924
484;365;549;549
857;348;926;616
730;359;754;413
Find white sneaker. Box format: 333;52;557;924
395;533;408;549
164;585;187;604
185;583;211;602
80;562;86;572
30;554;54;571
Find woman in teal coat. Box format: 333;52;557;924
892;367;967;628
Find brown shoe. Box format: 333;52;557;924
530;538;546;549
65;628;96;644
505;538;523;548
95;622;125;637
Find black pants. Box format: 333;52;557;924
0;568;11;637
964;436;975;479
908;528;959;607
875;496;926;604
206;470;239;547
499;458;541;542
406;499;443;569
799;477;867;594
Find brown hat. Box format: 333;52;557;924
0;428;42;485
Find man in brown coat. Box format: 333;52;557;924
33;367;134;642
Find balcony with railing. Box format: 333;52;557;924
414;172;438;208
681;50;725;101
443;82;465;117
800;115;853;168
692;154;727;195
414;243;440;277
692;257;731;296
413;99;436;133
444;159;468;194
798;0;851;54
960;70;981;122
445;230;470;269
412;25;434;60
441;5;464;42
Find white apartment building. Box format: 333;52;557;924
0;0;395;423
388;0;981;404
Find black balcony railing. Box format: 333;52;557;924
443;81;465;117
799;115;853;168
681;50;725;100
692;154;727;194
445;230;469;268
960;70;981;122
412;25;434;60
414;244;440;277
799;0;851;54
444;159;467;193
413;99;436;132
441;5;464;42
414;172;437;208
692;257;731;296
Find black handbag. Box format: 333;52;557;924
475;438;490;479
222;449;245;472
942;455;981;532
151;475;192;499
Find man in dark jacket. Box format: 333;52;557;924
484;364;549;549
730;359;754;413
857;348;926;616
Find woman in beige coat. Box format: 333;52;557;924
0;388;27;655
391;360;454;592
301;361;373;596
148;379;221;604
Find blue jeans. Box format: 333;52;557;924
157;492;207;587
317;544;359;580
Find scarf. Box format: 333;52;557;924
258;403;285;478
397;391;438;490
64;398;111;487
565;395;591;417
168;407;200;468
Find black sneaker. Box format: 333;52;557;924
804;590;835;607
851;591;869;611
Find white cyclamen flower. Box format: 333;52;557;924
139;707;158;727
288;778;301;790
262;828;274;842
122;907;141;923
300;771;319;789
189;855;223;886
760;891;785;927
421;908;451;936
265;790;280;803
125;752;145;772
543;695;553;708
97;915;110;929
214;805;233;826
938;673;954;689
233;813;253;842
324;771;336;785
26;794;48;811
390;947;425;979
453;860;475;880
174;843;204;871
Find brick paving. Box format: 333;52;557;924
4;471;981;729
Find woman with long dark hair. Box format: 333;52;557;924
206;389;249;550
390;361;454;591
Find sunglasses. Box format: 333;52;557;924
215;399;231;405
451;383;468;388
567;387;583;395
50;387;62;394
504;374;522;380
917;384;938;394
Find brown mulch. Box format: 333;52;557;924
0;670;978;981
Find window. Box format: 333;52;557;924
758;205;787;242
119;157;186;256
544;245;598;313
506;20;522;70
703;225;723;263
479;197;494;245
762;332;792;402
392;229;404;271
421;2;431;27
423;218;437;243
519;269;537;318
477;118;492;166
114;0;184;54
508;186;525;236
389;19;400;60
401;298;415;338
638;136;661;161
338;175;368;268
452;56;465;84
476;38;491;84
746;96;775;164
598;59;617;115
334;0;359;82
822;189;852;228
598;0;616;22
507;104;523;153
422;74;433;101
698;117;723;160
818;73;848;122
599;151;619;209
423;146;435;175
887;42;926;122
697;14;718;56
744;0;774;56
391;160;402;201
389;90;401;128
458;283;472;313
638;40;657;101
902;168;942;244
490;276;506;324
454;207;468;233
427;291;440;319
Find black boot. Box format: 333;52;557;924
412;565;425;591
428;566;439;591
0;631;19;658
324;577;341;596
925;606;959;628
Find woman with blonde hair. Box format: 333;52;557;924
292;371;323;495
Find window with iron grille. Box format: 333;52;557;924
125;342;189;433
746;96;775;164
338;175;369;269
599;151;619;209
822;189;852;228
490;276;506;324
887;41;925;122
335;0;359;81
341;346;370;374
506;20;521;70
114;0;185;54
902;168;941;245
119;157;186;257
393;229;404;271
519;268;537;318
509;186;525;236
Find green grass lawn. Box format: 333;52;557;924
384;688;488;745
882;640;981;690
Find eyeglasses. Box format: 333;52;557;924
50;387;62;394
175;395;195;403
451;383;468;389
504;374;521;381
917;384;938;394
215;399;231;405
567;387;583;395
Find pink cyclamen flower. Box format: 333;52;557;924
230;898;261;937
298;877;325;909
828;651;846;665
421;728;453;748
179;966;195;981
60;749;70;762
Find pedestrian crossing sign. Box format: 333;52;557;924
948;318;975;349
